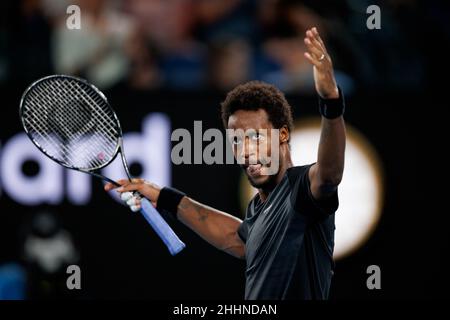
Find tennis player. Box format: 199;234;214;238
105;27;346;300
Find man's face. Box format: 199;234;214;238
227;109;280;189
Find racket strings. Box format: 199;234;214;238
45;78;119;166
43;79;116;139
26;88;88;144
35;84;93;137
24;85;110;167
62;81;121;164
24;100;108;169
22;77;121;170
33;81;111;148
65;80;119;135
23;95;85;162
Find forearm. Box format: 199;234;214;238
177;197;245;258
316;116;346;185
301;26;346;186
109;180;246;258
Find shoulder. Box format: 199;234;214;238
287;164;339;218
286;164;314;186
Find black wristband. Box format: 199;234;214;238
156;187;186;219
318;86;345;119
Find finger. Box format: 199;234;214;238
305;30;323;52
104;179;129;191
312;27;327;52
304;52;320;67
130;205;141;212
132;192;142;200
127;197;136;206
135;197;142;207
117;183;142;193
312;27;323;44
304;37;323;59
126;196;140;207
104;182;116;191
121;192;134;202
306;29;325;53
309;32;326;54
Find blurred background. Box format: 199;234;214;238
0;0;447;299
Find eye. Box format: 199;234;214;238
232;136;242;145
251;132;265;141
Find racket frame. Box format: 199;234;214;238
19;74;186;255
19;74;123;175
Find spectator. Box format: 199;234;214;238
52;0;134;89
4;0;54;84
122;26;163;90
125;0;207;90
194;0;257;43
207;38;251;91
257;0;355;94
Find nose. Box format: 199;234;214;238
244;137;258;165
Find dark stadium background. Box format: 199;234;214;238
0;0;447;299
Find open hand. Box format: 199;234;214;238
304;27;339;99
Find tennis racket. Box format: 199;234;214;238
19;74;186;255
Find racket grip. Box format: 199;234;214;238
139;198;186;255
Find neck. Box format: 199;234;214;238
258;148;293;202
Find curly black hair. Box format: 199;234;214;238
221;81;294;139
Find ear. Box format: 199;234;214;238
279;126;289;144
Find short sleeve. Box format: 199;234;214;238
237;221;248;243
287;165;339;219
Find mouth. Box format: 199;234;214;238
242;163;263;177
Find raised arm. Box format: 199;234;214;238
303;27;346;200
104;180;245;259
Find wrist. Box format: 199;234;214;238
142;181;162;204
156;187;186;220
318;86;345;119
320;86;339;99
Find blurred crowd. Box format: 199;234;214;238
0;0;427;94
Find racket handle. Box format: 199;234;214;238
139;198;186;255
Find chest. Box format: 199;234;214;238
245;189;303;258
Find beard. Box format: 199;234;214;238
245;170;278;190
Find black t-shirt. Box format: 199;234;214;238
238;164;338;300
